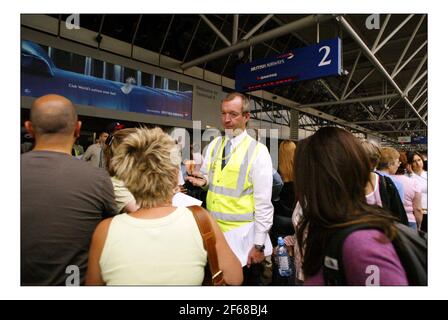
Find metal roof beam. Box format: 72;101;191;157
405;70;428;95
377;129;427;133
182;17;201;63
341;51;362;99
378;98;402;120
204;15;229;69
337;16;427;126
412;87;428;105
417;99;428;113
343;68;376;100
158;14;175;57
200;14;231;47
181;14;333;70
391;14;426;77
359;101;379;121
372;14;391;51
353;117;419;124
405;54;428;90
232;15;239;44
344;32;426;56
130;14;143;59
242;14;274;40
372;14;414;54
392;42;427;79
295;93;398;109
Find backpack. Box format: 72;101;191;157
378;173;409;226
323;223;427;286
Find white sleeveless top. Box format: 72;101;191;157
100;207;207;285
365;173;382;207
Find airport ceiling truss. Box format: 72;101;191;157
45;14;427;142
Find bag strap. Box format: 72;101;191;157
323;224;379;285
377;173;409;225
189;205;225;286
392;223;428;286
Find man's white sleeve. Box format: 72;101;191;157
250;144;274;246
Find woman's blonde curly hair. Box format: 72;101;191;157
111;127;181;208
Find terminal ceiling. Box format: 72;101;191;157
45;14;428;141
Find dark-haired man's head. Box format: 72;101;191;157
24;94;81;154
98;132;109;145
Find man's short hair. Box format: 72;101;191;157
222;92;251;113
30;95;77;135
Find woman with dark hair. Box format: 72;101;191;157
295;127;408;285
406;151;428;232
393;152;423;230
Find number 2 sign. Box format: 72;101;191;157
236;38;342;92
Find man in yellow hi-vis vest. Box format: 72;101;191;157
186;92;274;285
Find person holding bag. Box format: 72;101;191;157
85;127;242;285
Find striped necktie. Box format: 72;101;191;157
221;140;232;169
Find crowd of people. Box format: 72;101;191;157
21;92;427;286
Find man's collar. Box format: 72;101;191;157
224;129;247;145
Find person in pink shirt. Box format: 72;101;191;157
406;151;427;232
394;152;423;230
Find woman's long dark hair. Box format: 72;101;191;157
294;127;397;278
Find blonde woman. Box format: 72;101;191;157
360;139;382;206
382;150;424;230
86;127;242;285
360;140;408;225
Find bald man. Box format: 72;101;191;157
21;94;118;286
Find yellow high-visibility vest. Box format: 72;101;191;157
206;135;261;232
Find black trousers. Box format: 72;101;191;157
421;214;428;233
242;263;263;286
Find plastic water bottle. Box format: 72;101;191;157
277;237;293;277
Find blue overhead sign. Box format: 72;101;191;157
235;38;342;92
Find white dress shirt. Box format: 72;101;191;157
409;170;427;210
200;130;274;246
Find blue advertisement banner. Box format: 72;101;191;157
411;136;428;144
21;40;193;120
235;38;342;92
